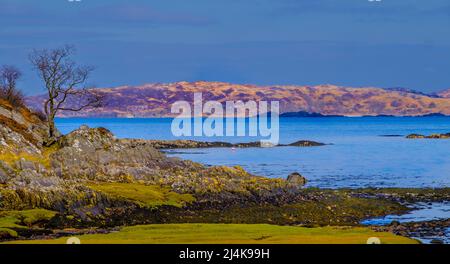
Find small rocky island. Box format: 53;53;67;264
406;133;450;139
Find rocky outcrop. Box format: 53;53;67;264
51;126;172;182
374;218;450;244
285;140;325;147
406;133;450;139
426;133;450;139
1;102;448;243
0;120;290;212
406;134;426;139
0;103;309;216
127;139;326;149
128;139;235;149
0;161;13;184
0;103;48;155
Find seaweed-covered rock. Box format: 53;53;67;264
0;228;18;239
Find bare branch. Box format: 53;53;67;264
29;45;103;139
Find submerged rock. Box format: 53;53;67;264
430;239;444;244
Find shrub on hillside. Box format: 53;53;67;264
0;87;25;108
0;65;25;108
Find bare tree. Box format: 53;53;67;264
29;45;103;141
0;65;24;106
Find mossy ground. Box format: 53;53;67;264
87;182;195;208
5;224;418;244
0;209;57;239
0;144;59;169
0;209;56;228
182;189;408;226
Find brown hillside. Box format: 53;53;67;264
26;82;450;117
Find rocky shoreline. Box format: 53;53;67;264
2;188;449;243
373;219;450;244
0;103;449;244
123;139;326;149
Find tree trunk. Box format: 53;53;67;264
45;100;57;146
48;117;55;139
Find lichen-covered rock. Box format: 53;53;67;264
50;126;168;182
0;168;9;184
15;158;38;171
59;125;116;151
0;111;294;223
0;104;50;154
0;161;14;184
46;126;287;196
0;125;41;155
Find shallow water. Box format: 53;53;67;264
57;117;450;189
362;202;450;225
362;202;450;244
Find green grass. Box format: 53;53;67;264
0;228;18;239
0;209;57;239
0;209;57;228
6;224;418;244
88;182;195;208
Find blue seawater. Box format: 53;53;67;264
56;117;450;189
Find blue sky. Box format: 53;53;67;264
1;0;449;94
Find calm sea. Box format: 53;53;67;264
56;117;450;243
56;117;450;189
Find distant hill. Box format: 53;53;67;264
26;81;450;117
279;111;341;117
384;87;439;98
438;89;450;98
